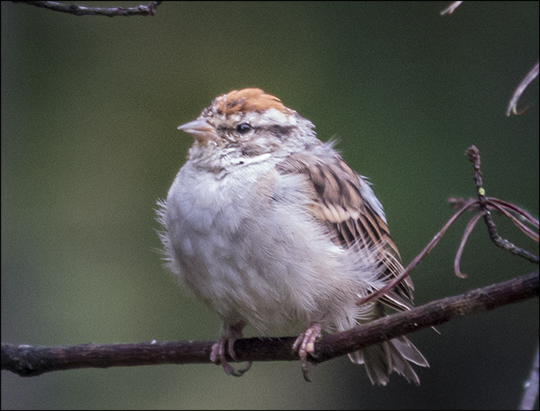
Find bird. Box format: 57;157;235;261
157;88;428;385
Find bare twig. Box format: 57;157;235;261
440;3;538;116
358;146;538;307
13;1;163;17
449;197;539;242
440;1;463;15
2;271;537;378
507;61;539;117
357;198;479;306
466;146;539;263
454;211;484;279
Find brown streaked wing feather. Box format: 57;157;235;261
276;152;414;310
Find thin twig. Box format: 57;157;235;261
359;146;538;306
507;61;539;117
13;1;163;17
490;198;539;230
466;146;539;263
454;212;484;279
3;271;537;378
357;198;479;306
487;200;539;243
449;197;539;242
440;1;463;15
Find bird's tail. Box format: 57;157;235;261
348;335;429;385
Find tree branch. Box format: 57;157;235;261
3;270;538;378
13;1;163;17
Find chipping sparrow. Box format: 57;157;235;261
157;88;428;385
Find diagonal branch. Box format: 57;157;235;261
3;271;538;378
14;1;163;17
506;61;539;117
440;1;464;15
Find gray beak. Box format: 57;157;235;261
177;119;217;143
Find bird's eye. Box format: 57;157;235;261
236;123;251;134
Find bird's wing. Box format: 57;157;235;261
276;150;414;311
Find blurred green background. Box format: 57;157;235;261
2;1;538;409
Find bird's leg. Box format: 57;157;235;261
292;322;322;382
210;321;252;377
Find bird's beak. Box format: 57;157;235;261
177;119;217;144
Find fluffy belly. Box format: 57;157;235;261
172;202;363;335
164;166;371;335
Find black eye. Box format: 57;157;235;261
236;123;251;134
